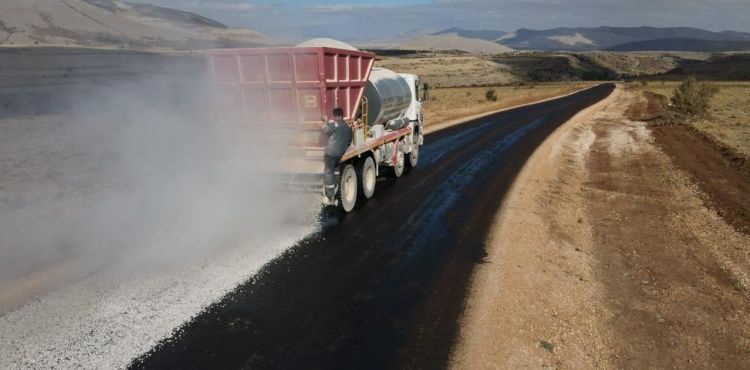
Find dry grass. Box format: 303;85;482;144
376;54;518;88
582;52;678;76
633;81;750;156
423;83;595;127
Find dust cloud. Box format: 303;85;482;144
0;59;318;282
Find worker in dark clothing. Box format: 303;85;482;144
321;107;353;201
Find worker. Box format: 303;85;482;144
321;108;353;201
321;107;353;201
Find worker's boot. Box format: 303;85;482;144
323;184;338;205
321;186;330;205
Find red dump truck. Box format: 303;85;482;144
207;45;425;212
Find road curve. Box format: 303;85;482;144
131;83;615;370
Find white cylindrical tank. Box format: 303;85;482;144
364;68;412;127
295;38;359;51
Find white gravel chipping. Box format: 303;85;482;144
0;228;312;370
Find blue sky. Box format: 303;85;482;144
136;0;750;41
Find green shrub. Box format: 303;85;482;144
670;76;719;118
485;88;498;102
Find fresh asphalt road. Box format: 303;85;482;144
131;83;615;370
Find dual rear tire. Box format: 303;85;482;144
337;163;358;213
358;156;377;199
337;144;418;212
337;156;378;213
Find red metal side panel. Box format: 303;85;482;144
206;47;374;147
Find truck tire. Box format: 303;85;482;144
407;144;419;169
390;151;405;178
338;163;358;212
358;156;376;199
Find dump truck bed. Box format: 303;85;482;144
207;47;375;148
206;47;414;191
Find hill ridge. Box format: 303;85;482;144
0;0;272;49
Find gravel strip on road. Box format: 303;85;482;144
0;230;311;370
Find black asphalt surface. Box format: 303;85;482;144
130;83;615;370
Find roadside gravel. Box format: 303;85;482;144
0;231;310;369
452;86;750;369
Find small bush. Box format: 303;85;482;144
670;76;719;118
485;88;498;102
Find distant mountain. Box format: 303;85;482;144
607;38;750;52
85;0;227;28
350;28;437;49
498;27;750;51
719;31;750;40
0;0;274;49
398;33;514;54
433;28;507;41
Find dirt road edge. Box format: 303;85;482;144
449;85;619;368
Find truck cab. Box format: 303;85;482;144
399;73;422;122
399;73;424;145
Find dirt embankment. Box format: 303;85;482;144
626;88;750;235
452;86;750;369
652;125;750;235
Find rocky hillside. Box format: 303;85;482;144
398;33;514;54
606;38;750;52
0;0;273;49
432;27;507;41
432;26;750;52
499;27;750;51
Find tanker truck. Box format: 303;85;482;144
206;43;426;212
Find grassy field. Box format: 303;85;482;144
633;81;750;156
376;54;519;88
422;83;595;127
374;51;688;89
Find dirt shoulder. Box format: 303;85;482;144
451;86;750;369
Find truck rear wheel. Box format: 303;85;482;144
358;156;376;199
338;163;358;212
391;151;405;178
407;144;419;168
